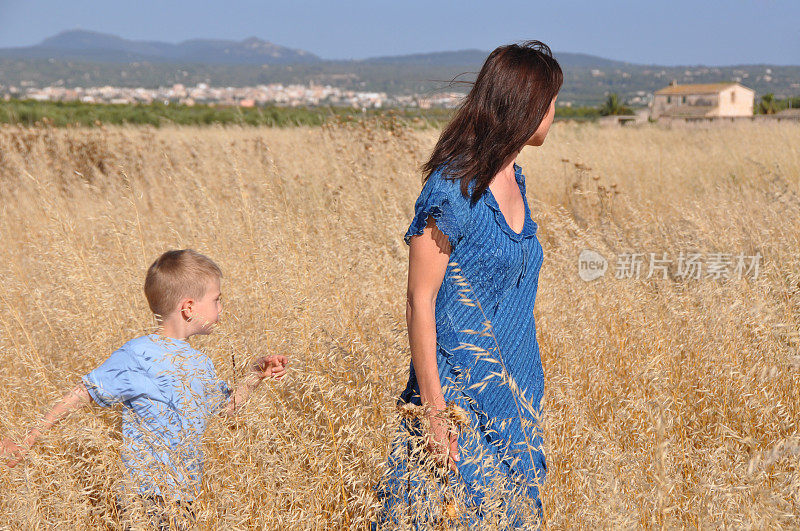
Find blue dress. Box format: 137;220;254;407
376;164;546;527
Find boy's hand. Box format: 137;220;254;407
250;355;288;380
1;437;26;468
224;356;288;416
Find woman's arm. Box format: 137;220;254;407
407;216;460;471
1;383;92;467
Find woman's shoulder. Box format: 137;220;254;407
422;167;471;206
405;168;472;246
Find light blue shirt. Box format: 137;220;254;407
82;334;230;500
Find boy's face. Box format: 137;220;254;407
191;277;222;335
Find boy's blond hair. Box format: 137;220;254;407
144;249;222;320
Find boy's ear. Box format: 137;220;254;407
179;298;195;322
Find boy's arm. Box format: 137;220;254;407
222;355;287;416
1;383;92;467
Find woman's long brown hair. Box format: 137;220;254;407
422;41;563;203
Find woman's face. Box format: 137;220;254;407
525;94;558;147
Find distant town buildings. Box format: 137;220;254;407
3;79;793;124
0;82;467;109
651;81;755;120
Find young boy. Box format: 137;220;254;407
0;249;287;525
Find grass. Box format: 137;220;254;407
0;98;599;129
0;119;798;528
0;98;455;129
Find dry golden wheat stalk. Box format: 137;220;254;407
0;120;798;529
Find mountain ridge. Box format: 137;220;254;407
1;30;798;105
3;29;639;68
5;29;319;65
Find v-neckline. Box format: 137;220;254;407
487;168;527;236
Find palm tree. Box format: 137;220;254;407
599;93;633;116
759;93;777;115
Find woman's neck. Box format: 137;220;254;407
495;154;518;184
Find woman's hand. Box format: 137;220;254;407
426;405;460;473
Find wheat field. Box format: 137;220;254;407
0;119;799;529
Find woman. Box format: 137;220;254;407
377;41;562;527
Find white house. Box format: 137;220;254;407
651;81;755;120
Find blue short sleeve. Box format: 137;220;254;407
82;348;141;407
213;379;232;412
404;171;468;247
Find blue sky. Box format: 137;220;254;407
0;0;798;65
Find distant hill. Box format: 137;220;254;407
363;49;632;69
5;31;631;69
362;49;485;65
0;30;319;64
1;30;798;105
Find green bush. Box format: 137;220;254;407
0;99;455;129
